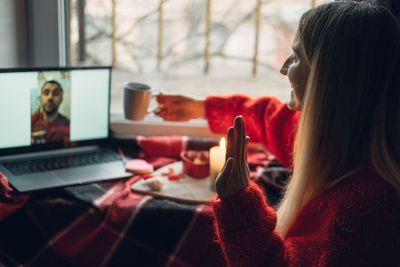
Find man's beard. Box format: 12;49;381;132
43;107;58;117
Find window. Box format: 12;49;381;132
1;0;329;122
0;0;21;68
68;0;330;115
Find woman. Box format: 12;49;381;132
155;0;400;170
212;2;400;266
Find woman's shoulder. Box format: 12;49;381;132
334;168;400;207
323;168;400;221
332;169;399;232
296;168;400;230
320;169;400;264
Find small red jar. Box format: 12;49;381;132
180;150;210;179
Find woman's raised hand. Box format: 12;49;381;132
216;116;250;200
155;93;206;121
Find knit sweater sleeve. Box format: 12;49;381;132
211;181;288;267
205;94;300;168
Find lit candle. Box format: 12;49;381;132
209;137;226;191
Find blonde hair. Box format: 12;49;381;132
276;2;400;237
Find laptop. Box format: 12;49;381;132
0;66;133;192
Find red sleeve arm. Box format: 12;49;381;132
205;94;300;168
211;182;288;267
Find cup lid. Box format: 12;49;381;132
124;82;151;91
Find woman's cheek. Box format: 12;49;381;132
287;91;299;110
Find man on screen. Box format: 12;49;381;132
31;80;70;144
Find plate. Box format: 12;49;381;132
131;161;216;204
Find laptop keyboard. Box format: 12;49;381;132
1;149;122;176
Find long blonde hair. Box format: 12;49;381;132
276;2;400;237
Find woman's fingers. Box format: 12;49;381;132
244;136;250;165
226;115;244;163
217;157;235;183
226;127;234;161
154;104;167;118
234;116;241;162
234;116;246;163
215;157;235;199
155;92;166;104
216;116;250;199
240;117;247;163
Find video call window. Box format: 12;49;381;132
31;71;71;145
0;68;110;150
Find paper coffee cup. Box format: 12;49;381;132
123;82;152;121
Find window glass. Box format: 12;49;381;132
0;0;18;68
70;0;330;114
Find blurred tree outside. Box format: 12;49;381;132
69;0;329;114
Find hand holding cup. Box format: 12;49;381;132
155;93;206;121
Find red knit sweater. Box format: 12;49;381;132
212;173;400;266
206;95;400;266
205;95;300;168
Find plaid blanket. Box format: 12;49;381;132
0;136;289;267
0;175;225;267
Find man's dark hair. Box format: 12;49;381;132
41;80;63;91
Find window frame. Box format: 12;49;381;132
110;114;220;138
20;0;70;67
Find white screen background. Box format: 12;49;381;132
0;72;36;148
70;69;110;141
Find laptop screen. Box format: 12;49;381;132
0;67;111;152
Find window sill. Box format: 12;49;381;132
110;114;221;138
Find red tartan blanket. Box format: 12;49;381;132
0;136;288;266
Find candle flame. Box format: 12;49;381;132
219;137;226;149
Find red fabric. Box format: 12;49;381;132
0;135;279;266
137;136;274;170
51;178;152;266
0;175;225;266
0;172;29;220
144;156;177;169
205;95;300;168
31;112;70;144
246;147;274;169
212;171;400;266
137;135;186;158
